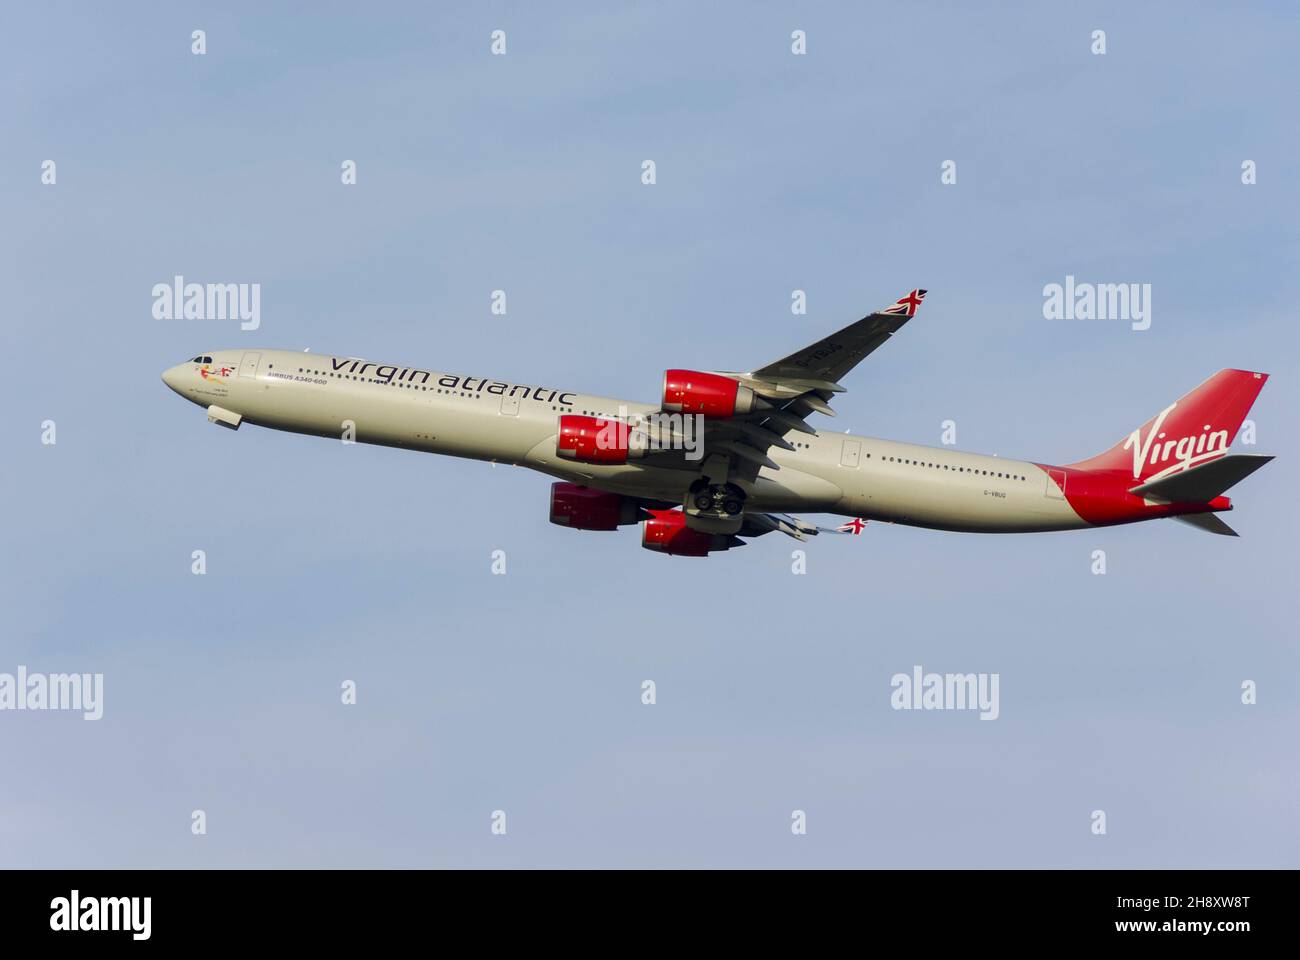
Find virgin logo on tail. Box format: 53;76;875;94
1121;401;1230;480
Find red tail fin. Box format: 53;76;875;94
1068;369;1268;482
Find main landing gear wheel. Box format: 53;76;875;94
688;480;747;517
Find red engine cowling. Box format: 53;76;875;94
641;509;738;557
556;415;646;465
662;370;759;418
548;482;640;531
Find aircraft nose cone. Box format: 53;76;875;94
162;365;184;393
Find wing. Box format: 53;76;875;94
694;289;928;478
746;289;926;390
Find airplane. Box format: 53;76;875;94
161;289;1272;556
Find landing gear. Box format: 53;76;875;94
688;479;747;517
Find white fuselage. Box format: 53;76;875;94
162;349;1087;533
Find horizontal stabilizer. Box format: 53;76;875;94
739;513;840;541
1174;513;1239;536
1129;454;1273;503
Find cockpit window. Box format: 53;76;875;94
190;355;214;364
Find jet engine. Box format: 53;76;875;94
641;509;744;557
556;415;647;465
661;370;761;418
548;482;641;531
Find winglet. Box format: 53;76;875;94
879;289;928;317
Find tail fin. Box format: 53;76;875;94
1068;369;1268;483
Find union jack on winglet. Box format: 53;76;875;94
880;289;927;317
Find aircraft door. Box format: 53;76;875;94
840;439;861;468
1045;468;1067;499
500;395;520;417
239;352;261;379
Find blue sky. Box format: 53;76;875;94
2;2;1297;867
